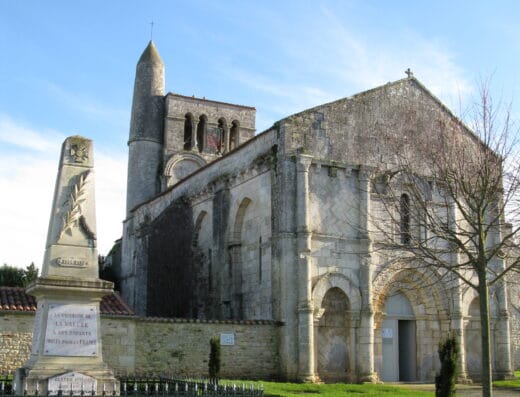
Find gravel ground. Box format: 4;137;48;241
455;387;520;396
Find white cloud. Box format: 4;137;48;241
0;116;126;268
223;7;473;121
0;153;57;268
95;150;127;256
42;81;129;124
0;114;65;152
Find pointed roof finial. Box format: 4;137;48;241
405;68;414;78
150;21;154;41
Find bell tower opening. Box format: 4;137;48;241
184;113;194;150
197;115;207;152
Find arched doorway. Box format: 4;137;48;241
381;292;417;381
316;287;351;381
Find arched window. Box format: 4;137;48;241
217;118;227;154
400;193;411;244
229;120;239;151
183;113;193;150
196;115;207;153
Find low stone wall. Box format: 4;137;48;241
102;316;137;372
2;309;517;376
133;318;279;379
0;311;280;379
0;312;33;373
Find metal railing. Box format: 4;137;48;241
0;376;263;397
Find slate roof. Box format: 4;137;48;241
0;286;134;316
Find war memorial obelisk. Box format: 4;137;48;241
16;136;118;395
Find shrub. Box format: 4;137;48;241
435;335;459;397
208;337;221;384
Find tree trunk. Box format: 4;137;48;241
477;270;493;397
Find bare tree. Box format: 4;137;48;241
369;82;520;397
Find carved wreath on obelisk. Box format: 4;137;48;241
60;170;96;241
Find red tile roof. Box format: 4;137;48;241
0;287;134;316
100;291;135;315
0;287;36;311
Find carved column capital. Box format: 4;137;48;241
296;153;313;172
358;165;374;181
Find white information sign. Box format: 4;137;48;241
382;328;393;338
43;303;98;356
48;372;97;395
220;332;235;346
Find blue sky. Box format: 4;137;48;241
1;0;520;267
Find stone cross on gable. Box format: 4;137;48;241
405;68;414;78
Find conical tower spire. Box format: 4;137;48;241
129;40;165;144
137;40;163;65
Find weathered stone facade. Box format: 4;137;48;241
116;41;518;382
1;311;279;378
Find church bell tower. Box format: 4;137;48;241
126;41;165;215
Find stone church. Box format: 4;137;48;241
114;41;516;382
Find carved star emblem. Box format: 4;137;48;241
70;144;89;163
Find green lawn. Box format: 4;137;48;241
493;370;520;389
224;372;520;397
259;382;434;397
223;381;433;397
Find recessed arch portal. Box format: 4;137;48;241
381;292;416;382
312;273;360;382
372;263;448;382
316;287;351;382
227;197;253;319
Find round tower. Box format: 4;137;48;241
126;41;165;215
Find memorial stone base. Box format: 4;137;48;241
16;277;119;395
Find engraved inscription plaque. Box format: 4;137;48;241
55;257;89;268
48;372;97;395
43;303;98;356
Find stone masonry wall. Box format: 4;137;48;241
0;312;33;373
134;318;279;379
0;313;139;374
102;316;137;373
0;312;280;378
